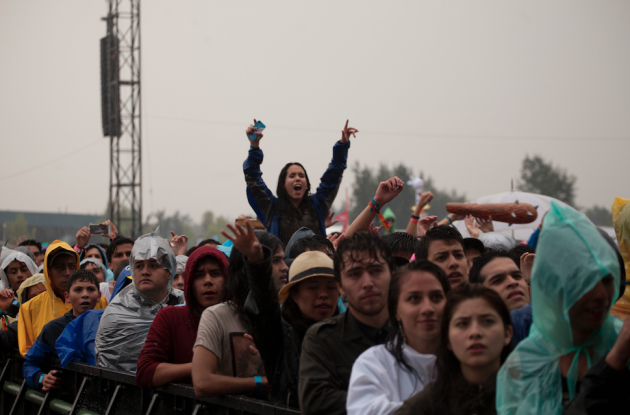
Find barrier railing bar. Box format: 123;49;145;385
145;392;159;415
36;390;51;415
68;376;88;415
104;384;122;415
8;379;27;415
191;403;202;415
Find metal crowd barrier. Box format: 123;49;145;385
0;353;299;415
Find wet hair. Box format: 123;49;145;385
66;269;100;293
106;236;134;263
18;239;41;253
289;235;334;259
432;283;513;410
415;225;464;260
508;245;535;268
334;231;395;284
382;232;419;258
275;163;320;230
113;260;130;281
468;251;519;284
226;230;284;325
386;260;450;381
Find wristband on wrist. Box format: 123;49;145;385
445;216;453;224
73;245;83;253
254;375;262;396
410;218;418;224
250;145;257;151
411;214;420;220
368;200;391;231
39;373;45;386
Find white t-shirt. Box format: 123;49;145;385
347;343;437;415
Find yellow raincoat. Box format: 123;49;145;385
17;240;108;356
611;197;630;319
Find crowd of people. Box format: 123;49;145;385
0;120;629;415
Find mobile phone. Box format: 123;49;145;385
247;120;266;141
90;224;109;235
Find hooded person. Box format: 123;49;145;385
172;255;188;291
79;244;115;282
136;246;229;388
80;258;112;302
496;202;624;415
95;231;185;373
0;250;38;325
18;241;108;357
1;250;38;292
1;272;46;349
382;207;397;234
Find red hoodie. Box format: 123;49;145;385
135;246;229;388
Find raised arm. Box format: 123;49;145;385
405;191;434;236
345;177;405;238
313;120;356;211
243;120;276;226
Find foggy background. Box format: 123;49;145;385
1;0;628;225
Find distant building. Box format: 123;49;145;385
0;210;105;246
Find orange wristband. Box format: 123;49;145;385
368;201;391;231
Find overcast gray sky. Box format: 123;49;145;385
1;1;628;224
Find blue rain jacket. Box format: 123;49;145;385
56;309;105;367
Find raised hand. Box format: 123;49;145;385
221;220;264;263
476;216;494;233
464;215;480;238
325;211;339;228
246;119;263;148
168;232;189;256
340;120;358;143
327;233;344;250
367;222;384;235
520;253;535;284
0;289;14;312
374;176;405;206
418;216;438;237
76;226;90;249
418;191;434;209
100;220;118;239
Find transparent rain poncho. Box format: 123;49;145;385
95;232;184;373
0;250;38;291
175;255;188;275
496;201;624;415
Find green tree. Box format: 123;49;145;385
518;155;576;206
348;162;466;229
200;211;231;243
4;213;36;243
584;205;613;227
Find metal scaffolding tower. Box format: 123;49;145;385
101;0;142;238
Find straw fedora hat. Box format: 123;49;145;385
278;251;335;301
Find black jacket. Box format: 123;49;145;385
564;357;630;414
244;247;301;408
298;308;391;415
0;321;18;351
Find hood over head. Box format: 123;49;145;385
0;250;38;291
13;246;35;262
42;240;80;298
284;227;315;258
184;246;229;317
16;273;46;305
80;258;108;277
79;244;109;269
497;201;622;414
130;231;176;282
176;255;188;275
382;207;397;233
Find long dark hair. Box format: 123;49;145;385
226;230;284;326
386;260;450;380
275;163;319;225
281;281;340;345
432;283;513;410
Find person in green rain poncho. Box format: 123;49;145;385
496;201;625;415
382;207;397;234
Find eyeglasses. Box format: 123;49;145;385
52;263;78;273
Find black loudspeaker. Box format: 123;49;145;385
100;35;121;137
